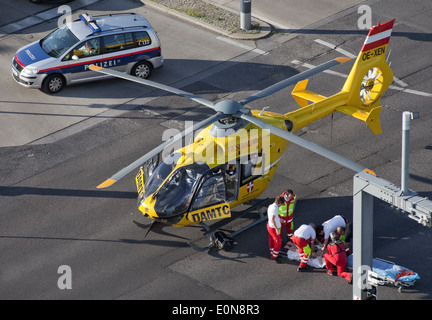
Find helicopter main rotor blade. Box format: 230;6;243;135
239;57;350;106
239;113;366;173
97;112;225;189
89;65;216;109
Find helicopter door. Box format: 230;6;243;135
225;163;239;202
190;168;226;211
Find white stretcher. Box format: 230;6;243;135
346;255;420;292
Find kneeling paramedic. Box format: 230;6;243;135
292;223;317;272
323;232;352;283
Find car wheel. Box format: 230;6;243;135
41;74;65;94
131;61;153;79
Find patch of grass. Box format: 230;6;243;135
186;9;206;18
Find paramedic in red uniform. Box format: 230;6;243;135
323;232;352;283
292;223;317;272
278;189;297;244
267;196;284;263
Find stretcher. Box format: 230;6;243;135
346;255;420;292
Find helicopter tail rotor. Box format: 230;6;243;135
339;19;395;134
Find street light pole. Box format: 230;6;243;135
401;111;419;196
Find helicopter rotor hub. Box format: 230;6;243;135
214;100;243;115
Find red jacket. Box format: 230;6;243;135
326;241;347;265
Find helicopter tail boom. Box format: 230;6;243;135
287;19;394;135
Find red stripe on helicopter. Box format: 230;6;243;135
361;19;394;52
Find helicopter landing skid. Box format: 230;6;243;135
188;226;216;251
188;198;271;252
227;200;270;240
188;235;216;252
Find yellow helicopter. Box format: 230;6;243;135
91;20;395;229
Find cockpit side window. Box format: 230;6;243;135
153;163;209;217
190;168;226;211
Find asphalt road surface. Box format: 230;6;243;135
1;0;431;306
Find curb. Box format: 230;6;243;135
140;0;272;40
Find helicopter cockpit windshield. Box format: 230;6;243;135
153;162;210;218
144;152;183;198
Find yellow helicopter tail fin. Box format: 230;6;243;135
335;104;383;134
339;19;395;134
291;79;327;107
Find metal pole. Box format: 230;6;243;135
401;111;411;196
240;0;251;30
401;111;419;196
352;174;374;300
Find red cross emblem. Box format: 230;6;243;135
247;181;254;193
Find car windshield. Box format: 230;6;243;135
153;163;209;218
40;25;79;58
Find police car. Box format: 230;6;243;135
12;13;163;94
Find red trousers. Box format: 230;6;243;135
292;235;310;268
267;223;281;260
323;245;351;282
280;217;294;241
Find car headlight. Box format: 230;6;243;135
21;67;39;77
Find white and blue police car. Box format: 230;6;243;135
12;13;163;94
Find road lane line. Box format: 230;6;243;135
314;39;356;58
216;36;267;55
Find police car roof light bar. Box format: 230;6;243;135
79;13;101;34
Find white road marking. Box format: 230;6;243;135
291;60;347;78
216;36;267;55
388;86;432;97
314;39;356;58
